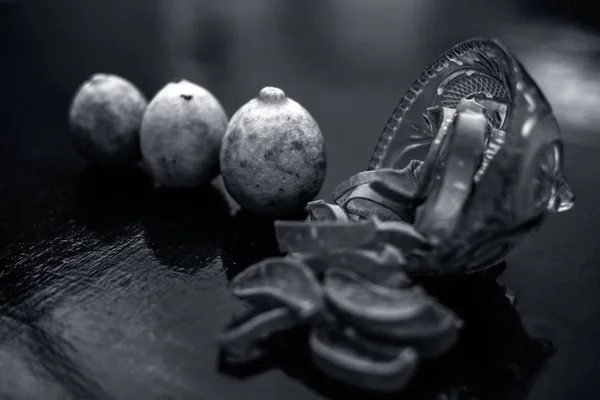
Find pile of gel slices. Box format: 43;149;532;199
218;157;466;393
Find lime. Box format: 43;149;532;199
140;79;228;188
220;87;326;216
69;73;147;167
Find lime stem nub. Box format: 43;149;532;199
258;87;286;104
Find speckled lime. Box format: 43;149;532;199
68;73;147;167
140;79;228;188
220;87;327;216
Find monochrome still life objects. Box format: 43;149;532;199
218;38;575;393
220;86;327;217
69;73;148;167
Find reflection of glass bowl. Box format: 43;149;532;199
367;38;575;275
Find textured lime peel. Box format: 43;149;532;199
219;37;575;393
220;86;327;216
141;79;228;188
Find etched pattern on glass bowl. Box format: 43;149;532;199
367;38;574;275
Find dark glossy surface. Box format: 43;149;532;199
2;2;600;399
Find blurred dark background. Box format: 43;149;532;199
1;1;600;400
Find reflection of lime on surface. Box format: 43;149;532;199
140;79;228;188
68;73;147;167
220;87;327;216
